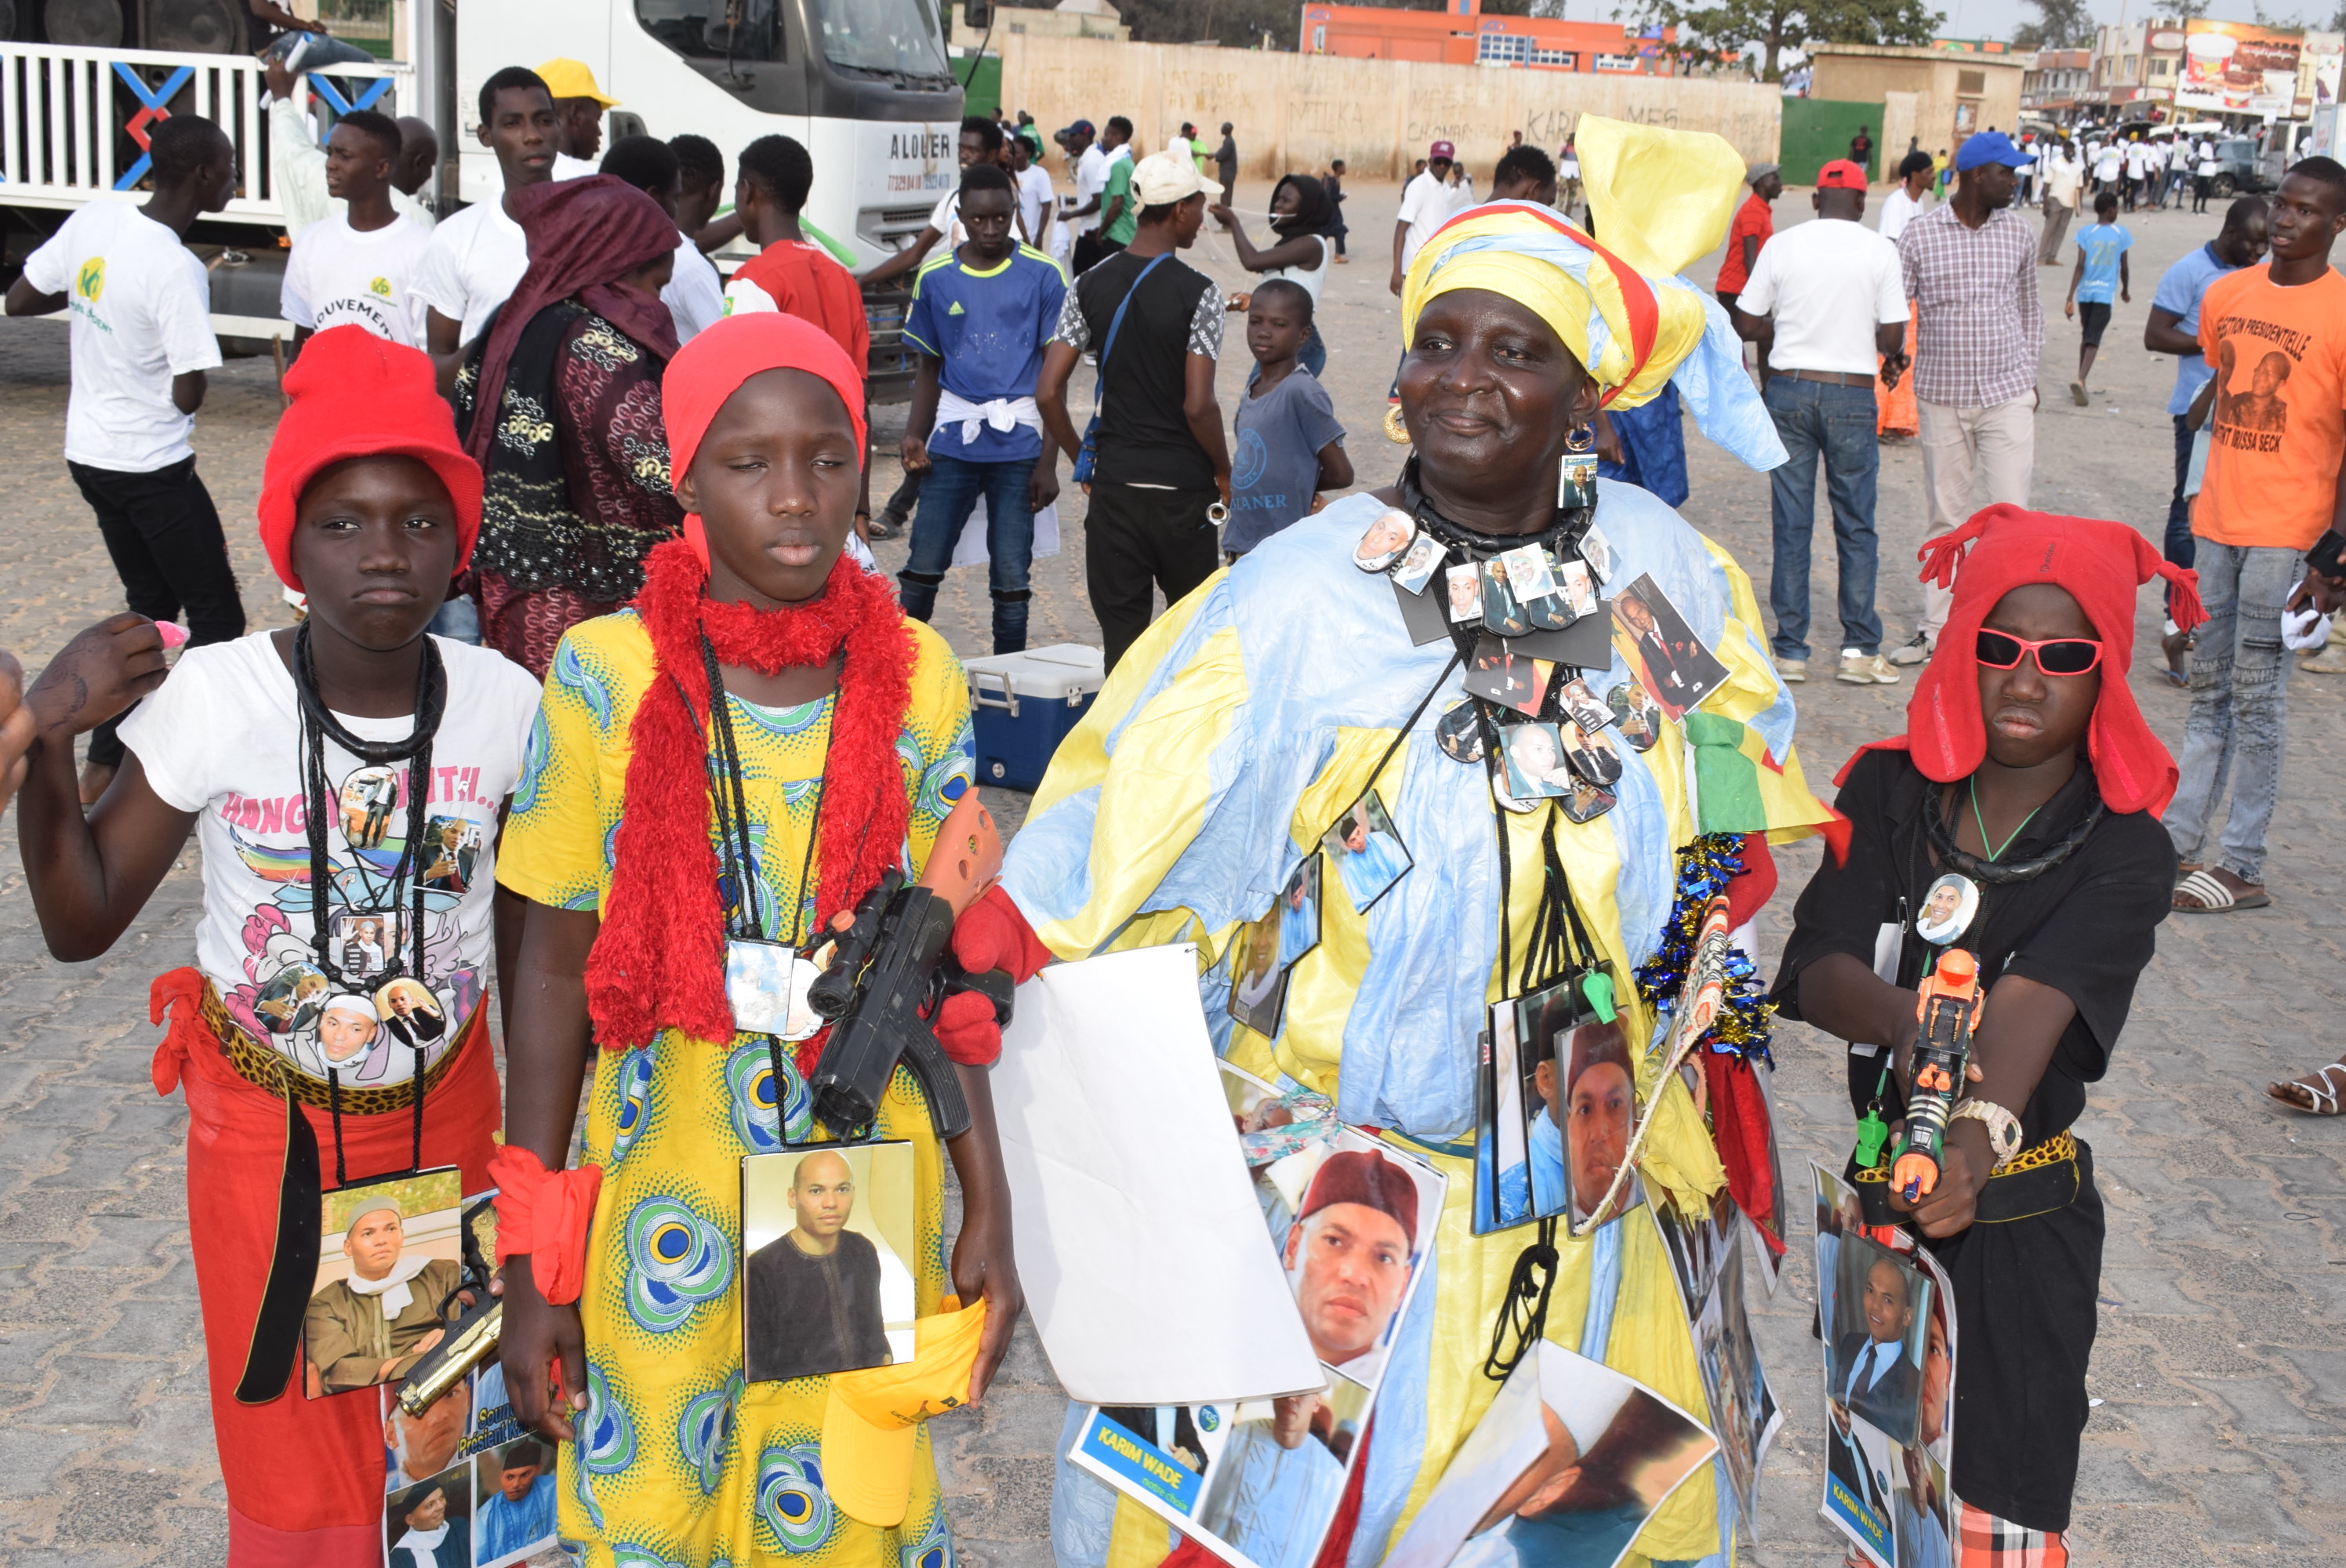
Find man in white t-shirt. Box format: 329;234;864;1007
1391;140;1458;298
1070;117;1132;277
281;109;432;349
1730;160;1910;688
598;134;725;343
861;114;1015;289
2092;140;2122;198
5;114;245;802
262;53;438;240
2038;140;2083;264
1009;133;1061;262
1879;149;1934;243
416;67;559;365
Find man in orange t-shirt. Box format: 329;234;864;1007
2168;157;2346;919
719;132;873;525
1716;163;1781;379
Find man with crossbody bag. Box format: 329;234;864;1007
1038;152;1233;671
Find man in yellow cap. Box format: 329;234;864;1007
533;57;618;180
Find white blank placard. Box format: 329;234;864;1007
991;942;1324;1407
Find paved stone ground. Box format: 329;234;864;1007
0;178;2340;1566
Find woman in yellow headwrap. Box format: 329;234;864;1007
997;118;1830;1568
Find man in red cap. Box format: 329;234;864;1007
1730;158;1910;688
1392;140;1458;299
13;325;535;1565
1772;504;2197;1566
1284;1147;1419;1376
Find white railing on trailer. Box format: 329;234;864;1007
0;41;412;225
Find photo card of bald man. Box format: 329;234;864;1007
1382;1341;1719;1568
1823;1231;1933;1449
740;1141;917;1382
1226;909;1291;1039
304;1167;464;1399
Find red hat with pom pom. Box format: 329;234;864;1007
1844;506;2206;818
256;325;482;592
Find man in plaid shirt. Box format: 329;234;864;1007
1889;132;2044;666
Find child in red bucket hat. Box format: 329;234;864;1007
1770;503;2203;1563
16;324;539;1565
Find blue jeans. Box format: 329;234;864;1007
2164;415;2198;619
896;450;1037;654
1763;376;1882;659
2163;541;2298;884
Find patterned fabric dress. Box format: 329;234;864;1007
456;300;687;677
497;608;976;1568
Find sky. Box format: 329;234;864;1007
1549;0;2338;45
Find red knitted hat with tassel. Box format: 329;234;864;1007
1844;505;2206;818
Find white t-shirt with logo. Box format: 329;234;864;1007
413;197;529;346
20;201;222;473
281;212;433;347
121;632;541;1086
927;188;968;248
1734;216;1908;378
1396;169;1453;274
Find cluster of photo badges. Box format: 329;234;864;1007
1066;1048;1801;1568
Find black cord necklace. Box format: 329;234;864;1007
292;622;447;1182
1398;455;1596;562
1925;782;2103;884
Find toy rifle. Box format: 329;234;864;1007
1890;949;1984;1205
396;1196;501;1417
804;793;1014;1142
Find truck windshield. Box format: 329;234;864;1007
637;0;786;62
812;0;952;79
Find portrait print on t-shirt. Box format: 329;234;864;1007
2209;336;2293;443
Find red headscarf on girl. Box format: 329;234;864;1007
1843;505;2206;818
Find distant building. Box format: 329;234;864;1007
1300;0;1679;75
2083;18;2186;117
1804;42;2028;155
950;0;1130;49
2022;47;2093;124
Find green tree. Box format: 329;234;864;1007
2011;0;2094;49
1627;0;1942;81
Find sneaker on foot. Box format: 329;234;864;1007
2070;380;2090;406
2300;645;2346;674
1775;658;1808;684
1887;631;1934;666
1838;652;1900;684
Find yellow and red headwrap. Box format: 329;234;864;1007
1400;118;1745;399
1399;118;1786;470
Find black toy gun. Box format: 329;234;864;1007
397;1196;501;1417
805;793;1014;1142
1890;949;1983;1205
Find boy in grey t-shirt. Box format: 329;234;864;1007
1226;280;1351;556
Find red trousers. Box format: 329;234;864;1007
151;970;500;1567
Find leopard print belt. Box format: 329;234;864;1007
198;980;474;1115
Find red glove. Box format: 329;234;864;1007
932;887;1052;1067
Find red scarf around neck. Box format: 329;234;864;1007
587;539;917;1054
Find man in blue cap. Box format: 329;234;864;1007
1887;130;2043;667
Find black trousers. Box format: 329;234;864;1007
1084;481;1221;672
69;456;247;766
1072;232;1126;277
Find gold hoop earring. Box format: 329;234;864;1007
1383;404;1411;445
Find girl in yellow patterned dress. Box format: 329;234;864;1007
490;313;1022;1567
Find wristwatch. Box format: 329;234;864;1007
1951;1098;2023;1168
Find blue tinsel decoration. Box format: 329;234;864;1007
1633;833;1777;1068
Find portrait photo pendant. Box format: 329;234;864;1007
1557;434;1599;514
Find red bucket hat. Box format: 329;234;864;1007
1851;505;2206;818
256;325;483;592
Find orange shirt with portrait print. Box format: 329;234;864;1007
2193;264;2346;550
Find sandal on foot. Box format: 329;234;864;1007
2267;1062;2346;1116
2174;868;2270;912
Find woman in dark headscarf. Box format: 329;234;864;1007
455;174;685;677
1209;172;1338;376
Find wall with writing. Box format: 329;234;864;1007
997;34;1781;181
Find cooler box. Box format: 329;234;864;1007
965;644;1105;792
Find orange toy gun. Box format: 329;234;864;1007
805;793;1011;1141
1890;949;1983;1205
